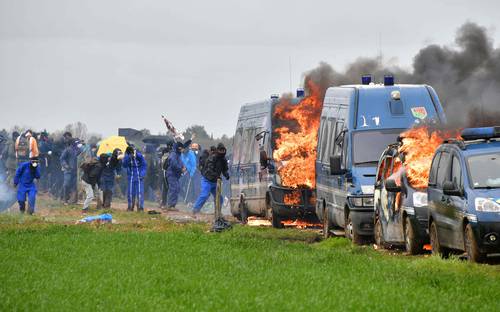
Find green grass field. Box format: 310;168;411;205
1;210;499;311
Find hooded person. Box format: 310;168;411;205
159;144;172;209
100;148;123;208
166;142;186;210
14;157;41;214
122;146;147;211
60;139;80;204
180;141;197;203
80;155;105;212
192;143;229;214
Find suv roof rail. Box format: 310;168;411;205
443;138;466;150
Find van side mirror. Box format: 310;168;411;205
385;179;401;193
443;181;462;196
330;155;346;175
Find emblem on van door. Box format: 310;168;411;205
411;107;428;119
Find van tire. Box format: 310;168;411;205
345;213;363;245
239;196;248;225
404;216;422;255
430;221;449;258
374;217;384;248
464;224;485;263
323;206;330;239
271;209;283;229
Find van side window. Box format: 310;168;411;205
322;118;335;163
341;130;348;169
333;120;344;159
428;152;441;186
436;152;451;188
317;117;329;162
451;155;462;188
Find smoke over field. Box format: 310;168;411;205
303;22;500;127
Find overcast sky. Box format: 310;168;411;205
1;0;500;138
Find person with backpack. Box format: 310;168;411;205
80;155;105;212
122;146;147;212
15;130;39;164
14;157;41;214
100;148;123;208
192;143;229;215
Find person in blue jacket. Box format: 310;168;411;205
14;157;41;214
122;146;147;211
166;142;186;210
100;148;123;208
180;143;197;203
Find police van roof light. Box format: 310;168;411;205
384;75;395;86
461;127;500;141
270;94;279;100
296;88;305;97
361;75;372;85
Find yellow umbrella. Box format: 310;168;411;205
97;136;128;155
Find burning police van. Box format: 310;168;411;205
316;75;446;244
230;88;321;228
428;127;500;262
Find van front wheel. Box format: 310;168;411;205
345;213;363;245
405;216;422;255
271;209;283;229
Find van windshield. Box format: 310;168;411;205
352;129;404;165
468;153;500;188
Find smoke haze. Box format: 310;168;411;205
303;22;500;127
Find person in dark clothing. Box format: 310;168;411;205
143;144;159;202
100;148;123;208
14;157;41;214
60;140;80;204
80;155;105;212
122;146;147;211
166;142;186;210
2;131;19;185
159;145;172;209
193;143;229;214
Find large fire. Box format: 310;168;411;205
272;80;323;189
398;126;461;189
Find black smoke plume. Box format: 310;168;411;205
303;22;500;127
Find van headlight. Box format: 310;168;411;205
412;192;428;208
475;198;500;212
349;196;374;208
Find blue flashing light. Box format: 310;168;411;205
270;94;279;100
361;75;372;85
461;127;500;141
296;88;305;97
384;75;395;86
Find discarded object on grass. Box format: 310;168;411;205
148;210;161;215
76;213;113;224
210;178;232;232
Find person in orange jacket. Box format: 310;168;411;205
15;130;39;164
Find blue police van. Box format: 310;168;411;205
428;127;500;262
316;76;446;243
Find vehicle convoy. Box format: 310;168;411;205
230;90;318;227
374;143;431;254
428;127;500;262
316;75;446;243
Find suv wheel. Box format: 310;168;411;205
405;216;422;255
345;213;363;245
374;217;384;248
323;206;330;239
430;221;449;258
464;224;485;263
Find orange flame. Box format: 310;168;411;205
282;219;322;229
272;80;323;189
398;126;461;189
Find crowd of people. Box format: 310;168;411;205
0;129;230;215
